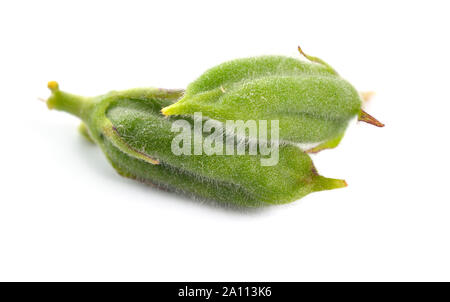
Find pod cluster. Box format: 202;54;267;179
45;47;382;207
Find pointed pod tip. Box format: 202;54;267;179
160;104;178;116
160;107;170;116
329;179;348;190
313;176;348;192
328;178;348;189
297;45;306;57
296;44;339;75
358;110;385;127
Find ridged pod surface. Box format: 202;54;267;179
46;82;346;206
162;47;383;152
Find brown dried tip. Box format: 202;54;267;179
358;110;384;127
297;45;306;57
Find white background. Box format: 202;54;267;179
1;0;449;281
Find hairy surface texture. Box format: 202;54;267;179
46;83;346;206
162;55;363;147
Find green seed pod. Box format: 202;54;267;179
161;46;383;153
45;81;346;206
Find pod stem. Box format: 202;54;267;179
46;81;92;121
358;110;385;127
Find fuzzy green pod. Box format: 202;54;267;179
45;82;346;206
162;47;383;152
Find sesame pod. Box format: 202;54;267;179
161;47;383;152
45;82;346;206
